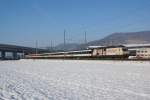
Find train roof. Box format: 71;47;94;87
88;46;105;49
88;45;125;49
42;49;92;55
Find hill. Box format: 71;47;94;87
54;30;150;51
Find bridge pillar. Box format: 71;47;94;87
13;52;17;60
1;51;5;60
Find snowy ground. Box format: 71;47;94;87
0;60;150;100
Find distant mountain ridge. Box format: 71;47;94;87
54;30;150;51
88;31;150;46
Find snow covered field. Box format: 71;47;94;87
0;60;150;100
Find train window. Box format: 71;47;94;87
123;48;127;51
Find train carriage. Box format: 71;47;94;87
26;50;92;59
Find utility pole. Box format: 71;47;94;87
50;40;53;51
64;29;66;51
63;29;66;59
84;31;87;44
35;40;38;54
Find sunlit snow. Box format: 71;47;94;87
0;60;150;100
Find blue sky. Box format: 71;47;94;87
0;0;150;47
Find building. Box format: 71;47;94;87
125;44;150;59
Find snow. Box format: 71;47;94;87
0;60;150;100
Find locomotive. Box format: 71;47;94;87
90;45;129;59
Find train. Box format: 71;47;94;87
26;45;130;60
26;50;92;59
90;45;129;59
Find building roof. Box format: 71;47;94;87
124;44;150;48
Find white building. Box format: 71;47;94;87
125;44;150;59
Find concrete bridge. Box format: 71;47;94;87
0;44;49;60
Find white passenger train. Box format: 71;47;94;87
26;45;130;59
